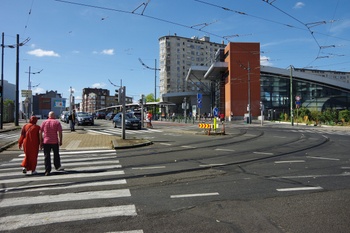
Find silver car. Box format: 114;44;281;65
76;112;94;126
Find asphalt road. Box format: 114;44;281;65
1;121;350;232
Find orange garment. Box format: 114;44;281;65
18;123;41;172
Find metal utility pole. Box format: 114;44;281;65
109;78;126;139
290;65;294;126
25;66;42;117
121;86;126;139
0;32;4;129
138;58;160;101
247;62;251;124
15;34;19;126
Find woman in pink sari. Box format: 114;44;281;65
18;116;42;175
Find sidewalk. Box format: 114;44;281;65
0;120;152;151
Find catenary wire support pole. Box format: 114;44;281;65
25;66;42;117
15;34;19;126
139;58;160;120
290;65;294;126
14;34;30;126
1;32;21;128
0;32;5;129
138;58;160;101
248;61;251;124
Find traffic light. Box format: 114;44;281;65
115;89;119;102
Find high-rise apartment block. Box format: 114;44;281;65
159;35;226;103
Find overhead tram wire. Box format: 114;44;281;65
194;0;307;32
23;0;35;36
261;0;342;66
54;0;231;44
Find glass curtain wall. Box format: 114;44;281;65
260;73;350;120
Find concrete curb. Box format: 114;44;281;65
112;139;153;150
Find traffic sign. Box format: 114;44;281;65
198;123;211;128
197;93;202;109
213;107;219;117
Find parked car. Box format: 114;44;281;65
113;112;141;129
63;112;70;124
95;111;106;119
76;112;94;126
105;112;116;120
60;111;68;122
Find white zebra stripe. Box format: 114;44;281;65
1;170;125;184
0;189;131;207
0;205;137;231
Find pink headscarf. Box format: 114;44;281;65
29;116;38;124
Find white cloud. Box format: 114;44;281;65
260;55;273;66
293;2;305;9
91;83;106;88
27;49;60;57
101;49;114;55
32;87;45;95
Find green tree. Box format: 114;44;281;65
145;93;155;103
145;93;160;103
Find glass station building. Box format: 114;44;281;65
185;41;350;120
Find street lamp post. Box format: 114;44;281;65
290;65;294;126
1;33;29;127
139;58;160;120
1;32;15;129
138;58;160;101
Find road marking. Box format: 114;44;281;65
0;170;125;184
0;205;137;231
307;156;340;161
181;145;196;148
199;164;226;167
171;192;219;198
0;189;131;207
269;172;350;179
215;148;235;152
341;167;350;169
277;186;323;192
274;160;305;164
0;164;123;178
87;129;113;135
243;134;256;137
253;151;274;155
1;179;127;193
132;166;166;170
10;156;118;163
159;143;172;146
112;231;144;233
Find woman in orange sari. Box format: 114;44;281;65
18;116;42;175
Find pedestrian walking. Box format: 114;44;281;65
41;111;64;176
146;111;153;128
18;116;42;175
69;109;76;131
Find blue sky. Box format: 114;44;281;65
1;0;350;103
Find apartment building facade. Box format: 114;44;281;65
159;35;226;114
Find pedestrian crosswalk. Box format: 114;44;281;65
87;127;163;136
0;150;143;232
